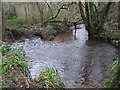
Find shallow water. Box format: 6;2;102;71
12;24;118;88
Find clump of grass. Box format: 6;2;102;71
103;55;120;88
32;66;66;88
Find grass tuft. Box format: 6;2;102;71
32;66;66;88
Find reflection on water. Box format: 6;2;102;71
54;31;74;42
12;24;118;88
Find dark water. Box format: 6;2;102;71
12;24;118;88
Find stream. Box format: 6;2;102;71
12;24;119;88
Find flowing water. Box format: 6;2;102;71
12;24;119;88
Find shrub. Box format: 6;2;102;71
33;23;43;28
6;16;29;37
6;16;20;28
45;23;61;36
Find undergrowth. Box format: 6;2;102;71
94;33;120;40
6;16;20;29
103;55;120;88
32;66;66;88
5;16;63;41
6;16;28;38
0;42;28;88
45;23;61;36
41;23;62;40
0;43;66;88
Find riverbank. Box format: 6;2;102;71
3;24;120;88
10;24;119;88
0;43;66;88
5;21;120;49
93;34;120;49
5;20;70;43
92;34;120;88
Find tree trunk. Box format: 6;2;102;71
118;2;120;31
79;2;112;37
98;2;112;33
36;2;44;26
89;2;98;35
85;2;91;36
79;2;92;36
0;1;5;42
78;2;86;21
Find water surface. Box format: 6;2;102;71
12;24;118;87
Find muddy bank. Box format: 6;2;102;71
93;35;120;49
5;23;70;43
12;24;119;88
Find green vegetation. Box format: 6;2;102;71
45;24;59;36
94;33;120;40
103;56;120;88
0;43;65;88
94;33;120;48
0;42;28;88
5;15;62;40
32;66;66;88
78;2;119;38
41;23;62;40
33;23;43;28
6;16;28;38
0;2;119;88
6;16;20;28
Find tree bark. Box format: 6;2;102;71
79;2;92;36
0;1;5;42
89;2;98;35
79;2;112;36
98;2;112;33
118;2;120;31
102;2;112;23
36;2;44;26
85;2;91;36
78;2;86;22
